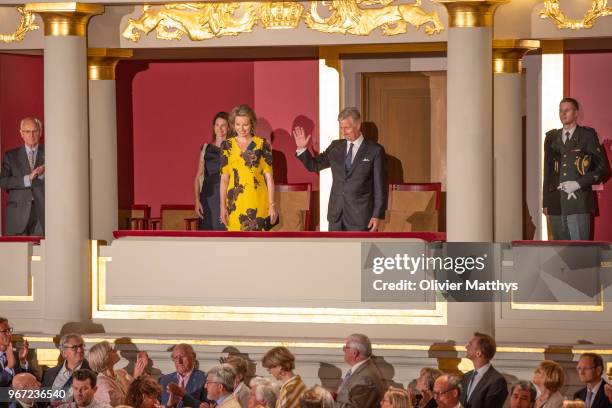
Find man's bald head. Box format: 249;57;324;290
12;373;40;404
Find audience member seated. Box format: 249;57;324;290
605;385;612;405
67;369;112;408
42;333;89;404
415;367;442;408
573;353;612;408
159;344;208;408
224;355;250;408
509;381;537;408
562;402;586;408
433;374;462;408
532;360;565;408
460;332;508;408
0;317;30;387
205;364;241;408
88;341;148;406
247;377;279;408
381;386;411;408
299;385;335;408
262;347;306;408
10;373;41;408
126;376;164;408
335;333;386;408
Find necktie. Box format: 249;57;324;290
585;389;593;407
0;352;6;370
28;150;36;170
563;131;570;144
178;374;186;389
467;370;478;400
345;143;354;172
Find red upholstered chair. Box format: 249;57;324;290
272;183;312;231
382;183;441;232
128;204;151;230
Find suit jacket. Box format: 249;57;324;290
0;350;34;387
159;369;208;408
543;126;610;215
423;398;438;408
335;358;386;408
41;359;90;388
297;138;387;230
460;365;508;408
217;394;242;408
234;382;250;408
574;382;612;408
0;145;45;234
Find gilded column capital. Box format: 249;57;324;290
24;2;104;37
435;0;509;28
88;48;133;80
492;39;540;74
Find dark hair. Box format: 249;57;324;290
0;317;8;325
126;377;162;408
473;332;497;361
560;97;580;110
212;111;229;141
511;381;537;403
73;369;98;388
580;353;604;370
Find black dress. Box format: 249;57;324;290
199;144;226;231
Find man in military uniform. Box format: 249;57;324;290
543;98;610;240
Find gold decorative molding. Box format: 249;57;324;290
122;0;444;42
25;2;104;37
0;7;39;43
88;48;133;81
435;0;509;28
305;0;443;36
492;39;540;74
540;0;612;30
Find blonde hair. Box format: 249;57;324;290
562;401;586;408
384;387;411;408
230;104;257;136
261;346;295;372
537;360;565;392
88;341;113;373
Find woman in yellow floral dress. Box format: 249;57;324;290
219;104;277;231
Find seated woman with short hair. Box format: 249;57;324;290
533;360;565;408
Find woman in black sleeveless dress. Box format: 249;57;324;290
194;112;229;230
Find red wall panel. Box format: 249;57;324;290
568;52;612;240
0;54;44;235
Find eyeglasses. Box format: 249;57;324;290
0;327;13;335
576;366;595;372
64;344;85;351
205;381;221;386
342;345;355;351
20;129;40;134
171;355;188;362
433;389;454;398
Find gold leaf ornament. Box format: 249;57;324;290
539;0;612;29
0;7;39;43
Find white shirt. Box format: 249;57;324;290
586;379;603;400
562;125;576;142
347;357;369;377
467;363;491;399
23;145;43;187
51;360;84;401
295;134;364;163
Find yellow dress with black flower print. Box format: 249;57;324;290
221;136;273;231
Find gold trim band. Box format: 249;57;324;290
492;39;540;74
436;0;509;28
88;48;133;80
25;3;104;37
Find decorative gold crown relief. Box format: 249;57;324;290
540;0;612;29
0;7;39;43
122;0;444;42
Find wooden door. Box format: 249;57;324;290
362;72;432;184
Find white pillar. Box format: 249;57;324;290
88;48;132;243
26;2;103;333
439;0;508;242
492;40;539;242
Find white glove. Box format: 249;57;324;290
567;192;577;200
563;180;581;194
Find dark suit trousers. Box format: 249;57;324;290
329;220;369;232
549;214;590;240
17;203;43;236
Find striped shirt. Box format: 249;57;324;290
276;375;307;408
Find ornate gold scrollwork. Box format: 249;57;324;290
122;0;443;42
122;3;258;41
0;7;39;43
306;0;443;36
540;0;612;29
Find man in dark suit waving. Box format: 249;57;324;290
293;107;387;231
573;353;612;408
460;332;508;408
0;117;45;236
543;98;610;240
